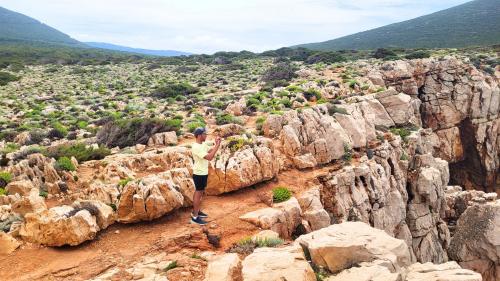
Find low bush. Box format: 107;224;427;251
405;50;431;59
303;89;322;101
55;156;75;171
0;71;20;86
226;136;253;152
327;104;348;115
342;144;353;163
229;236;284;255
261;62;298;83
44;143;110;163
153;82;198;99
0;171;12;188
272;186;291;203
96;118;181;148
215;113;242;125
163;261;178;272
118;177;133;188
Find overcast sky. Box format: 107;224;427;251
0;0;470;54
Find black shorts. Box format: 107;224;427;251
193;174;208;191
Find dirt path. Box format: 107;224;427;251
0;166;337;281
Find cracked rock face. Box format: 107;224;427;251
241;244;316;281
448;200;500;281
296;221;412;274
206;136;279;195
19;200;115;246
318;132;451;264
368;57;499;192
116;172;188;223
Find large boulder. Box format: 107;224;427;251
5;180;34;196
203;253;242;281
206;136;279;195
296;221;412;273
448;200;500;281
325;264;400;281
405;262;482;281
11;188;47;215
0;232;21;254
147;131;178;147
297;187;330;231
19;205;100;246
239;197;302;239
117;174;185;223
241;244;316;281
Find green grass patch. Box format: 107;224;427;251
272;186;291;203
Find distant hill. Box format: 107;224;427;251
0;6;83;46
85;42;192;57
295;0;500;51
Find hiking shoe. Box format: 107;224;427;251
190;216;208;225
198;210;208;218
191;210;208;218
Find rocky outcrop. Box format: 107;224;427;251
11;188;47;215
406;154;450;263
448;200;500;281
241;244;316;281
405;262;482;281
0;232;21;254
147;131;178;147
214;124;246;138
6;153;62;193
203;253;242;281
296;222;412;273
369;58;499;192
297;186;330;231
116;173;187;223
444;186;497;227
19;200;115;246
239;197;302;239
317;131;451;263
206;136;279;195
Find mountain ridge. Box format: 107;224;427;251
294;0;500;51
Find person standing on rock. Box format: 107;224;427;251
190;127;221;225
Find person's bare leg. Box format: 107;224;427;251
192;191;203;217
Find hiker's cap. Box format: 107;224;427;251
193;127;207;136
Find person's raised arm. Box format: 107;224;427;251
204;136;221;161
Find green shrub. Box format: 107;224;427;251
303;89;322;101
261;62;298;83
405;50;431;59
1;142;20;154
390;126;417;142
49;122;68;139
0;171;12;188
215;113;242;125
153;82;198;98
39;190;48;198
163;261;178;272
56;157;76;171
0;71;20;86
187;121;206;133
230;236;284;255
327;104;348;115
96;118;181;148
0;171;12;182
0;188;6;196
342;144;353;163
118;177;133;188
226;136;253;152
272;186;291;203
255;116;266;131
44;143;110;163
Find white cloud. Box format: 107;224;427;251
0;0;470;53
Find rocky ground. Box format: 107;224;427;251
0;50;499;281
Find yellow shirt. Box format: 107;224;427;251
191;142;211;175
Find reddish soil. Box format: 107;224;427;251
0;165;338;281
